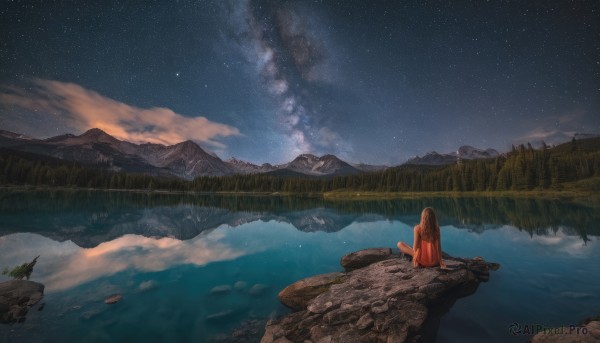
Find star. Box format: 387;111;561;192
0;1;597;166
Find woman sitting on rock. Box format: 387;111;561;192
397;207;446;269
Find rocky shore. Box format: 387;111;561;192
0;280;45;323
530;314;600;343
261;248;499;343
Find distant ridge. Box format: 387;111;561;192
3;128;594;179
0;128;372;179
0;128;233;179
405;145;500;166
279;154;360;176
226;157;276;174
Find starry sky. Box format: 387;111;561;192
1;0;599;165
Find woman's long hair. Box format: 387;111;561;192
420;207;440;241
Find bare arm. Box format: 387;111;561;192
437;230;446;269
413;226;420;268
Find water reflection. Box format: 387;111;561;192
0;229;250;292
0;190;599;343
0;190;598;247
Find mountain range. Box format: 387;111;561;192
0;128;505;179
405;146;500;166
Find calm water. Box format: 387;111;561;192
0;191;599;342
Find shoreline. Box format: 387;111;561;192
0;185;319;198
322;190;600;201
0;185;598;202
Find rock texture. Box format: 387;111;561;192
530;315;600;343
341;247;393;271
262;248;499;343
0;280;45;323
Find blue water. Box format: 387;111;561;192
0;191;599;342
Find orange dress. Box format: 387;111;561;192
414;226;441;267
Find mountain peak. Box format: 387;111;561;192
226;157;277;174
406;145;499;166
81;128;109;136
180;139;197;146
285;153;358;175
227;157;251;166
79;128;119;143
297;153;318;160
321;154;340;160
0;129;33;140
173;140;207;154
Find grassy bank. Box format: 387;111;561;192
2;179;599;203
0;185;320;198
323;189;600;201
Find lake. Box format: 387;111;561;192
0;190;599;342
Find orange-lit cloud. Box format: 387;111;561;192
0;79;240;147
0;230;252;292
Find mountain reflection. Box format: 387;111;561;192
0;190;598;248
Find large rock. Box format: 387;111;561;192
262;250;499;343
340;248;393;271
0;280;45;323
279;272;347;311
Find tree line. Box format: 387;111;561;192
2;186;598;242
1;137;599;193
190;138;600;193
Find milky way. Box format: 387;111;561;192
0;1;598;164
222;0;350;160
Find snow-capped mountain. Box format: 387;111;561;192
405;145;500;166
140;140;234;178
0;129;35;148
227;155;378;176
0;129;33;141
404;151;456;166
0;128;234;179
0;128;369;178
280;154;360;175
225;157;276;174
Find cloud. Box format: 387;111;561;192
0;79;240;147
0;230;251;292
515;128;576;145
502;226;596;258
514;110;591;146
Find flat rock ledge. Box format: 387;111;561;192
0;280;45;324
262;248;499;343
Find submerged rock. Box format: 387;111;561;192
234;281;248;291
210;285;233;294
138;280;158;292
206;309;235;321
262;248;499;343
248;284;270;296
104;294;123;304
0;280;45;323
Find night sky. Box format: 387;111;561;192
1;1;599;165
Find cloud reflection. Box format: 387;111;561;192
0;228;248;292
503;226;595;258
